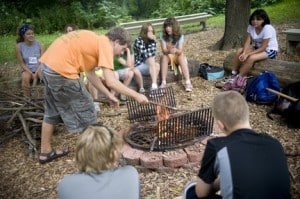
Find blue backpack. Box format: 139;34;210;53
246;71;280;104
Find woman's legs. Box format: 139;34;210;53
177;54;190;82
133;68;144;92
22;71;32;97
231;48;244;74
239;52;268;76
160;54;170;87
146;57;160;89
177;53;192;91
122;69;134;87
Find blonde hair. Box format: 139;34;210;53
76;125;123;173
212;91;249;128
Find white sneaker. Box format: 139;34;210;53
94;102;100;112
120;94;127;101
139;87;145;93
222;75;236;83
185;83;193;92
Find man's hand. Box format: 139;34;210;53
107;93;120;108
135;93;149;104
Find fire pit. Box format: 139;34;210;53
126;87;214;151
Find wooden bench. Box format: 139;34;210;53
282;29;300;54
119;12;213;33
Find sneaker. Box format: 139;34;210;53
234;75;247;88
222;74;236;83
93;102;100;112
120;94;127;101
185;83;193;92
139;87;145;93
159;83;166;89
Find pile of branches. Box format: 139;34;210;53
0;91;44;156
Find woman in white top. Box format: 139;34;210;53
231;9;278;77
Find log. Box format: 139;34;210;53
223;52;300;87
138;60;200;89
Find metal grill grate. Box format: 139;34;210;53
125;108;214;151
126;87;176;122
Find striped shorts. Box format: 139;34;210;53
266;49;277;59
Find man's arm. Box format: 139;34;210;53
102;68;148;104
86;69;118;104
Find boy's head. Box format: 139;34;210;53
212;91;249;131
76;125;123;173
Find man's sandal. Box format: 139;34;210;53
39;148;69;164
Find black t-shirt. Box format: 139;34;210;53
199;129;291;199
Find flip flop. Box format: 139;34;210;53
39;148;69;164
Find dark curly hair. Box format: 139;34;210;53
162;17;182;45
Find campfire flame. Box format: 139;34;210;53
156;104;171;145
156;105;170;122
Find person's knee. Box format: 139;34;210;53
127;71;134;79
245;55;257;64
236;48;243;54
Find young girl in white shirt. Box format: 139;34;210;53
224;9;278;91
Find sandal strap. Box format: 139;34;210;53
40;148;55;157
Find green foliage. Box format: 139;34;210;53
0;0;299;65
251;0;282;8
0;0;285;36
0;3;25;35
262;0;300;24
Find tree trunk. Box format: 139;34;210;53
213;0;251;50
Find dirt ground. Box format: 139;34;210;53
0;23;299;199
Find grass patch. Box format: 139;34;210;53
0;0;299;65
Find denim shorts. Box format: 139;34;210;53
136;63;150;76
42;70;97;133
117;68;128;81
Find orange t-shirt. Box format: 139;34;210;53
40;30;114;79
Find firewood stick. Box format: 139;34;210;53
149;101;179;111
25;117;43;123
266;88;298;102
17;112;36;147
0;91;44;110
24;111;44;117
7;104;26;124
0;107;38;111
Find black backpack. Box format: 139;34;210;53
267;81;300;128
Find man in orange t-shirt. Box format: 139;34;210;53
38;27;148;164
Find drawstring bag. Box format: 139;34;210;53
198;63;224;80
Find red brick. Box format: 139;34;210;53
182;162;200;168
118;129;129;138
140;152;163;169
184;143;205;163
122;144;144;165
163;149;188;168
